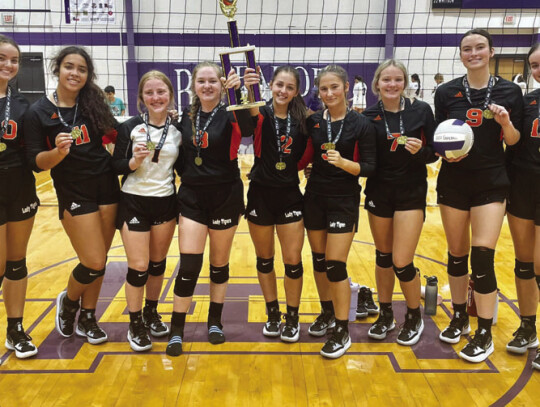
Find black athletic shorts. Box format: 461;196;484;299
0;166;39;225
507;166;540;225
54;171;120;219
117;192;177;231
177;179;244;230
436;166;508;211
245;182;303;226
364;179;427;218
303;190;359;234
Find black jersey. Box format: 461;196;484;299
509;89;540;174
176;105;251;186
434;76;523;174
299;109;376;196
363;98;437;185
24;96;114;183
112;115;182;197
243;104;307;187
0;89;30;168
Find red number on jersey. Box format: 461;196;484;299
74;125;90;145
1;120;17;140
466;108;483;127
387;132;401;152
192;131;209;148
531;118;540;138
280;135;293;154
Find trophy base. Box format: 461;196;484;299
226;101;266;111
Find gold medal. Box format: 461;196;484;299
71;128;82;140
146;141;156;151
275;161;286;171
0;142;6;152
397;136;408;145
483;109;494;119
324;142;336;150
195;156;203;166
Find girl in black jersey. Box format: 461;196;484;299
299;65;376;358
0;35;39;359
434;29;522;363
363;59;437;346
239;66;307;342
24;46;119;345
112;71;181;352
506;43;540;370
166;61;248;356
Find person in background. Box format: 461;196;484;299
104;85;126;116
432;73;444;96
408;74;422;99
350;75;367;113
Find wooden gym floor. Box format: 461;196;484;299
0;157;538;406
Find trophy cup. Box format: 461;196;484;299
218;0;266;111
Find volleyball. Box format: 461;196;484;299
433;119;474;159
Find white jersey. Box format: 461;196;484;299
352;82;367;108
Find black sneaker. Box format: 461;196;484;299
280;313;300;343
439;311;470;344
208;324;226;344
356;297;368;318
308;311;335;337
263;308;281;337
127;319;152;352
5;322;38;359
142;306;170;338
459;328;494;363
368;312;395;340
533;349;540;370
75;311;108;345
361;286;379;315
396;313;424;346
166;333;183;357
55;291;79;338
506;322;538;354
320;326;351;359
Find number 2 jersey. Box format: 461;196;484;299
24;96;115;182
434;76;523;179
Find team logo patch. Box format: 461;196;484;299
138;127;147;133
454;91;463;98
531;100;537;105
70;202;81;211
129;217;140;224
249;209;257;217
51;112;59;119
314;123;320;128
374;115;382;121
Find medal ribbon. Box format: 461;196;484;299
144;113;171;163
379;97;405;140
0;86;11;142
325;108;348;146
53;90;79;131
270;105;291;163
463;75;494;110
195;102;222;158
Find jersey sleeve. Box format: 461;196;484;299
417;103;438;164
357;119;376;177
111;120;135;175
297;135;313;170
434;85;447;124
509;87;524;141
23;107;49;173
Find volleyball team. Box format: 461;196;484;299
0;29;539;366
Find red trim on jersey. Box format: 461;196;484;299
353;140;360;162
253;113;264;158
230;112;242;160
297;137;314;170
420;127;426;146
102;129;117;145
45;136;52;150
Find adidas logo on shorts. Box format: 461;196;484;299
249;209;257;217
70;202;81;210
368;200;375;208
129;217;140;224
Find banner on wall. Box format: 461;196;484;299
65;0;115;24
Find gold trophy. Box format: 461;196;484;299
218;0;266;111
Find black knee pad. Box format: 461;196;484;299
471;246;497;294
126;267;149;287
210;264;229;284
375;250;392;268
312;252;326;273
148;259;166;276
174;253;203;297
326;260;348;282
284;262;303;279
514;259;535;280
393;262;417;282
256;257;274;274
536;275;540;291
447;252;469;277
72;263;105;284
5;258;28;281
